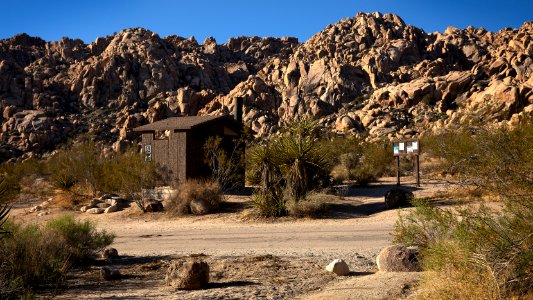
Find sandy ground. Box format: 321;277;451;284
11;177;451;299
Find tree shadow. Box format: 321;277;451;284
209;280;259;289
335;183;420;198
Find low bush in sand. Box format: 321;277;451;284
166;180;223;215
0;215;114;298
328;139;393;185
394;198;532;299
286;192;330;218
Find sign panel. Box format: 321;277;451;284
144;144;152;162
393;140;420;156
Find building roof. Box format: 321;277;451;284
133;115;241;132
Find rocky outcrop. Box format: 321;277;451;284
1;14;532;161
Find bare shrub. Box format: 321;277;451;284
166;180;222;215
286;192;331;218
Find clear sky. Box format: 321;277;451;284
1;0;532;44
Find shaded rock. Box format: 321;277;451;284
384;188;414;209
165;260;209;290
100;267;121;280
144;200;164;212
376;245;421;272
325;259;350;276
102;247;119;259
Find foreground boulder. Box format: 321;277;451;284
165;260;210;290
376;245;421;272
384;188;414;209
325;259;350;276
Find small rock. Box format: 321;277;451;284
384;188;414;209
166;260;209;290
100;267;121;280
80;205;89;212
325;259;350;276
104;205;119;213
102;247;119;259
86;208;105;214
376;245;421;272
37;211;49;217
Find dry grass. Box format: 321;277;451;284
166;180;223;215
286;192;332;218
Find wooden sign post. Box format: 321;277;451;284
392;140;420;187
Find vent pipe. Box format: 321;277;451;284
233;97;243;124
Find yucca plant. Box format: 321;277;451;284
274;119;331;201
0;204;10;237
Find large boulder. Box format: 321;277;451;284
165;260;210;290
384;188;414;209
376;245;421;272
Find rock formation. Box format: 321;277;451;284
1;13;532;161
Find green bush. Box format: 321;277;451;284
248;119;333;217
0;216;114;297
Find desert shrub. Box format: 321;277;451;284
0;216;114;297
166;180;222;215
46;216;114;262
51;173;78;191
395;120;533;298
248;119;333;217
204;135;246;191
421;119;533;197
0;204;10;237
47;141;103;197
328;139;393;185
394;198;532;298
248;144;286;217
286;192;330;218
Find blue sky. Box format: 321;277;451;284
1;0;532;44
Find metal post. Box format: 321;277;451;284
416;155;420;187
396;156;401;186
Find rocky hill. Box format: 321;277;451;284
1;12;532;161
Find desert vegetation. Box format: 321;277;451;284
0;216;114;298
394;119;533;299
166;179;223;215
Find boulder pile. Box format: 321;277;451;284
1;14;532;161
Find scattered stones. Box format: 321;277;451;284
384;188;414;209
29;205;43;212
376;245;421;272
325;259;350;276
165;260;210;290
102;247;119;259
37;211;49;217
100;267;121;280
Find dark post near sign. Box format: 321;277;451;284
393;140;420;187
